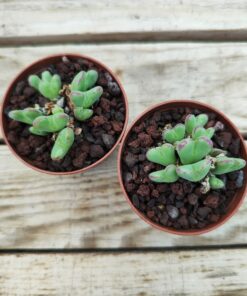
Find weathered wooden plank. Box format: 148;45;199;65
0;144;247;249
1;0;247;44
0;249;246;295
0;43;247;134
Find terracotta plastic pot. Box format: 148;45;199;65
118;100;247;235
0;53;128;175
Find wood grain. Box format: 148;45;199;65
1;0;247;44
1;43;247;134
0;249;246;295
0;144;247;249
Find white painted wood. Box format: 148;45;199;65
0;145;246;249
1;0;247;41
0;249;246;295
0;43;247;133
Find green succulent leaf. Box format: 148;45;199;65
8;108;43;125
41;71;52;81
28;75;41;90
192;126;215;140
71;86;103;108
146;143;176;166
185;114;196;134
71;71;85;91
149;164;179;183
28;71;61;101
209;175;225;189
29;126;48;136
52;105;64;114
162;124;185;144
51;127;74;161
213;156;246;175
74;107;93;121
176;136;213;165
71;70;98;91
176;158;212;182
196;114;208;127
33;113;69;133
185;114;208;134
210;148;227;157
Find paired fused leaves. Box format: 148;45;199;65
185;114;208;134
162;124;185;144
71;70;98;92
70;72;102;121
176;137;213;165
213;156;246;175
192;126;215;140
9;108;42;125
33;113;70;133
29;71;61;101
149;165;179;183
71;86;103;108
146;144;176;166
8;68;104;161
146;112;246;192
176;158;212;182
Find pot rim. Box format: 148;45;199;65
0;53;129;175
117;99;247;235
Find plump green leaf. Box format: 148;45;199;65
192;126;215;140
146;143;176;166
176;137;213;165
176;158;212;182
28;71;61;101
71;71;85;91
29;126;48;136
71;70;98;91
33;113;69;133
28;75;41;90
213;156;246;175
210;148;227;157
149;165;179;183
185;114;196;134
74;107;93;121
209;175;225;189
185;114;208;134
196;114;208;127
51;74;62;94
41;71;52;81
162;124;185;144
52;105;64;114
8;108;43;125
71;86;103;108
51;127;74;161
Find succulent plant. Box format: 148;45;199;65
8;69;103;161
147;113;246;193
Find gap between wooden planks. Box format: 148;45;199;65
0;42;247;137
1;0;247;45
0;143;246;249
0;249;246;295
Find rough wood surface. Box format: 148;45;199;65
0;249;246;295
1;43;247;134
1;0;247;44
0;144;246;249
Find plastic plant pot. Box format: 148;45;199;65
118;100;247;235
1;54;128;175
